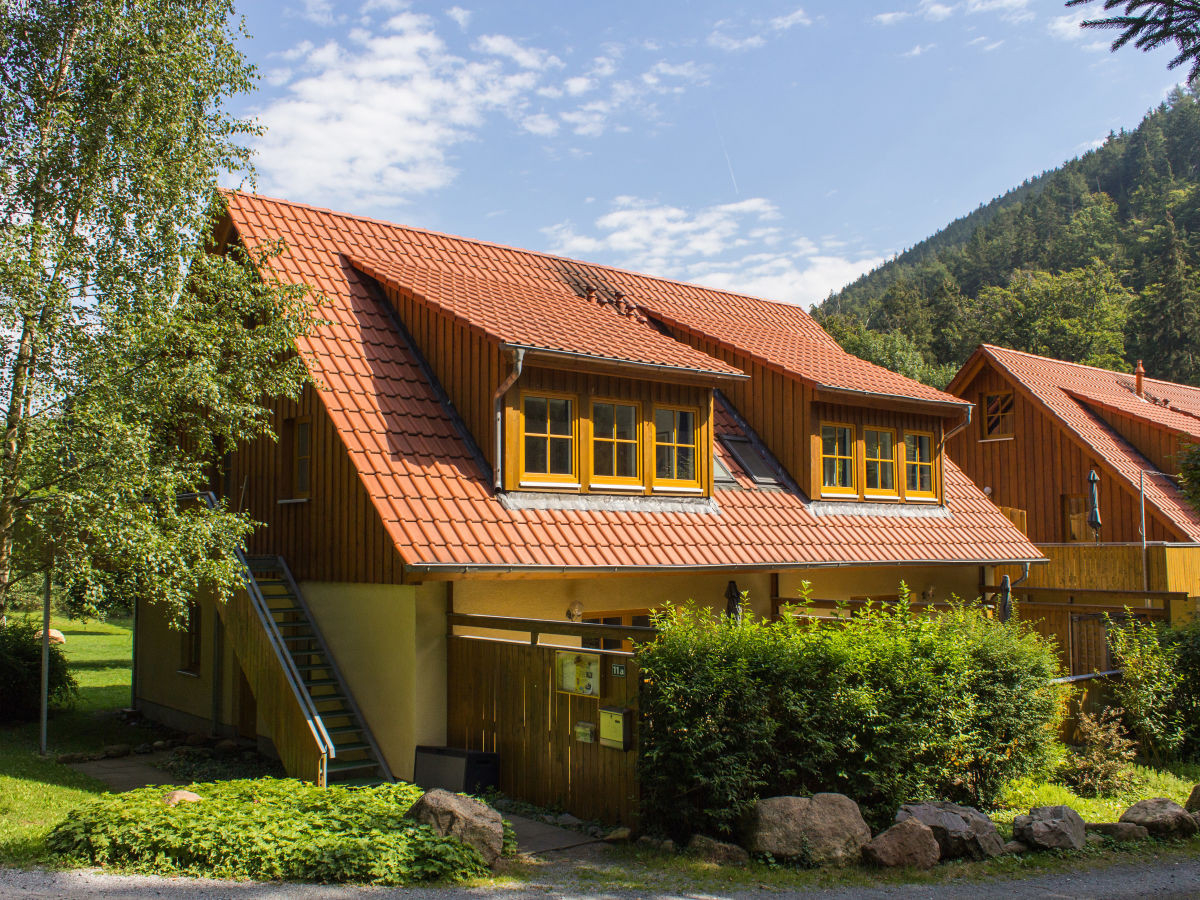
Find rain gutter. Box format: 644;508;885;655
499;343;748;383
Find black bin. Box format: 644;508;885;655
413;746;500;794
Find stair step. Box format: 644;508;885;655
293;662;332;671
282;634;317;641
333;741;371;753
311;694;348;704
327;760;380;774
331;777;385;787
325;725;363;735
303;678;340;688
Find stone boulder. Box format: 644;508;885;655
1119;798;1199;839
687;834;750;865
1012;805;1086;851
163;790;203;807
862;819;940;869
406;789;505;867
1185;785;1200;813
1002;840;1031;855
102;744;131;759
895;802;1004;860
636;835;676;853
1086;822;1150;843
744;794;871;866
36;628;65;645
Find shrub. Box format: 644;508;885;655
47;779;506;884
637;585;1064;840
0;619;77;722
1059;706;1141;797
1106;615;1184;763
1169;614;1200;759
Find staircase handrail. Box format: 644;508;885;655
177;492;336;777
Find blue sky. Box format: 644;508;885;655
228;0;1183;306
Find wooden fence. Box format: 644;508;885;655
446;614;651;827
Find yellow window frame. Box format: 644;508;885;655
519;391;579;487
589;398;642;490
820;422;857;496
652;404;702;491
903;430;937;499
863;427;899;498
981;391;1014;439
293;416;312;499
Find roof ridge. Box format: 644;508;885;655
221;189;820;318
982;343;1200;394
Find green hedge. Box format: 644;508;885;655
0;619;77;722
47;779;505;884
637;586;1065;839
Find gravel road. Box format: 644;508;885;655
3;856;1200;899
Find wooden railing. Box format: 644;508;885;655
446;614;647;827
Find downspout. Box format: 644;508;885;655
493;348;525;492
939;404;972;449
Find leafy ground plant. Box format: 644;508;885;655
1059;706;1142;798
47;778;503;885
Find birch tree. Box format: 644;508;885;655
0;0;312;619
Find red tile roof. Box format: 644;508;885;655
957;345;1200;542
222;191;1041;572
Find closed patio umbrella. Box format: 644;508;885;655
1087;469;1102;538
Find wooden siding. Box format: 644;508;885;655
381;283;505;466
503;366;714;495
948;362;1181;544
224;383;406;584
446;636;640;826
213;586;325;781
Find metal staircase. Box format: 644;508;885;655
244;555;393;785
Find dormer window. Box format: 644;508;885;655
520;393;578;487
864;428;897;497
905;432;936;498
653;406;700;490
591;400;640;487
821;423;856;495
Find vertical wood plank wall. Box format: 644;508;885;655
947;364;1181;544
1082;402;1185;477
224;383;406;584
446;637;640;827
212;585;323;781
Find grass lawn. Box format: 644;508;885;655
0;614;159;866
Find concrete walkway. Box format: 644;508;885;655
68;750;178;791
504;814;605;855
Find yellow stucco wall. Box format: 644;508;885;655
134;591;239;734
302;580;448;781
453;570;774;626
777;565;985;606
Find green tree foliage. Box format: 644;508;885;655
0;2;313;619
818;83;1200;386
1067;1;1200;78
637;587;1065;839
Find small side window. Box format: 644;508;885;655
982;392;1014;439
180;600;202;674
294;417;311;499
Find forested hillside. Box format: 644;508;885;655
814;82;1200;388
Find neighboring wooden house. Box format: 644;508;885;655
134;193;1039;820
946;345;1200;672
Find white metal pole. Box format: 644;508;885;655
39;569;50;756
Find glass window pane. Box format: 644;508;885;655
297;421;310;457
822;426;836;456
837;458;852;488
593;441;614;477
655;408;673;443
616;442;637;478
880;462;894;491
615;404;637;441
549;437;573;474
677;411;695;446
907;466;918;492
548;398;572;435
656;444;673;479
593;403;614;440
920;467;932;492
823;456;836;487
524;396;547;431
296;458;310;493
920;435;931;461
525;436;547;473
865;460;878;488
865;430;879;458
837;427;851;455
879;431;892;455
677;446;695;481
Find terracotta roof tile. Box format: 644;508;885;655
222;190;1040;572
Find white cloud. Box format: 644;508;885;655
543;197;878;307
299;0;336;26
770;8;812;30
903;43;936;57
707;29;767;51
474;34;563;70
875;11;910;25
920;1;954;21
522;113;558;136
1048;9;1088;41
564;76;593;95
446;6;471;29
966;0;1033;23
